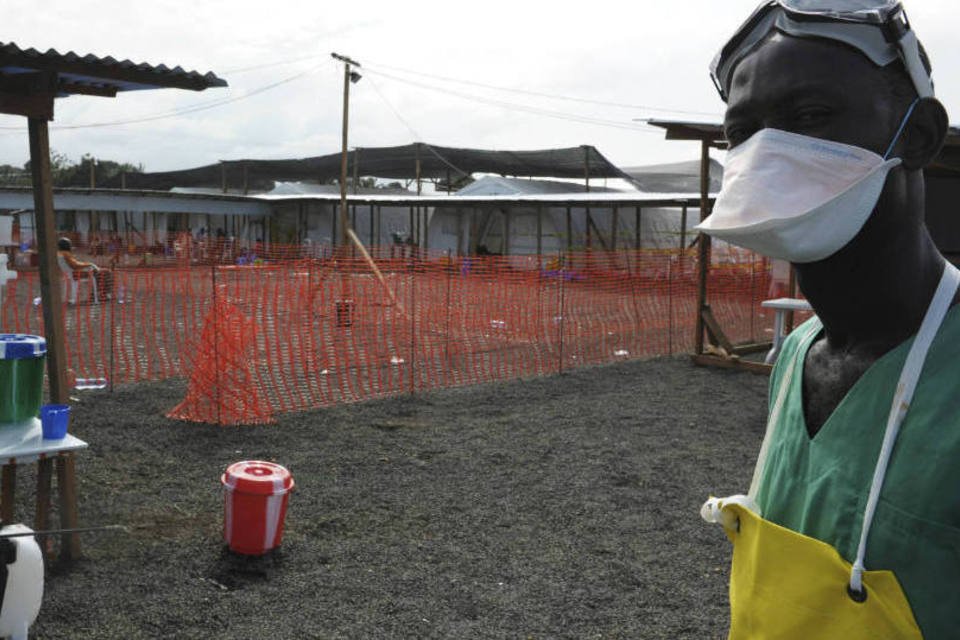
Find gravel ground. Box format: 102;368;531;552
18;356;768;639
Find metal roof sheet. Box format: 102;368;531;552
0;41;227;96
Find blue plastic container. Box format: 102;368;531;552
39;404;70;440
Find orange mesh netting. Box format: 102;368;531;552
166;290;273;425
0;245;808;426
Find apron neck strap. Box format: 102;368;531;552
850;261;960;594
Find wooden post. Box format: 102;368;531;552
680;205;688;253
635;206;642;249
502;210;510;256
415;144;422;248
221;161;227;193
57;454;80;559
611;206;619;251
352;148;360;195
583;145;591;193
565;206;573;252
338;61;353;249
242;161;249;196
695;140;713;356
28;118;68;404
369;204;375;247
536;205;543;258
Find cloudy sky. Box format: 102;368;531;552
2;0;959;175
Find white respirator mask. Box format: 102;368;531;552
697;100;918;263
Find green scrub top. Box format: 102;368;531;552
757;306;960;639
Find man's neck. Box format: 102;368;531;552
795;228;946;356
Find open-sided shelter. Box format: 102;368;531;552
0;40;225;417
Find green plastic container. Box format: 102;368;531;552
0;334;47;425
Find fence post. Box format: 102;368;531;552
212;264;221;426
558;250;565;375
444;249;452;366
108;267;115;393
409;251;416;396
668;251;674;355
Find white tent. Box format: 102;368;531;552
429;176;702;257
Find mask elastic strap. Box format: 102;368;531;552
883;97;921;160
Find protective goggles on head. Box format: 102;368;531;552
710;0;933;102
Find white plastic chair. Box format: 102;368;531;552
57;254;98;305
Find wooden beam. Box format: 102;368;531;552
585;213;609;251
0;91;54;120
701;305;735;354
692;354;772;375
58;82;117;98
28;117;69;404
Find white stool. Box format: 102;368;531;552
761;298;813;364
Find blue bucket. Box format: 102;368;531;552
40;404;70;439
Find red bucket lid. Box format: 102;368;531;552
221;460;294;495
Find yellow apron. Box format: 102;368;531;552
704;263;960;639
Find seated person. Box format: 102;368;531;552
57;237;99;304
57;237;99;273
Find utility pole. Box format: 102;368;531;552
331;52;361;251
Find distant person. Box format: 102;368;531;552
57;237;100;304
699;1;958;638
57;237;99;274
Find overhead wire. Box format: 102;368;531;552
362;67;664;134
363;59;723;119
0;63;328;131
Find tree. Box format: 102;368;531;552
19;151;143;187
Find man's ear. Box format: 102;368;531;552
902;97;948;171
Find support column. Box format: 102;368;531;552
695;140;713;356
28;118;68;404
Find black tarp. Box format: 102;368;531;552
105;143;629;190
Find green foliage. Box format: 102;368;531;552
18;151;144;187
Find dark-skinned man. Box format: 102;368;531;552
697;2;958;638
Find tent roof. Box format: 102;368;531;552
109;143;628;190
0;41;226;99
622;159;724;194
455;176;622;197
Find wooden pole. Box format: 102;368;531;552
502;209;510;256
695;140;712;356
611;206;619;251
221;162;227;193
338;61;352;249
28;118;69;404
352;147;360;195
635;206;642;249
680;205;688;253
565;206;573;252
536;205;543;258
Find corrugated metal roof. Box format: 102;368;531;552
0;41;227;96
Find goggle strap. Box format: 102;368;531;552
884;97;920;160
899;31;934;98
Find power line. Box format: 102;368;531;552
363;67;663;134
364;59;723;119
0;63;327;131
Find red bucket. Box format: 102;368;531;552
221;461;294;555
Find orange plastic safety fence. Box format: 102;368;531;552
0;246;807;425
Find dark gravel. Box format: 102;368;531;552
17;356;768;639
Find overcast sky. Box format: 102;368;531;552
2;0;959;175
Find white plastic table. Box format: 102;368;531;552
0;420;87;560
761;298;814;364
